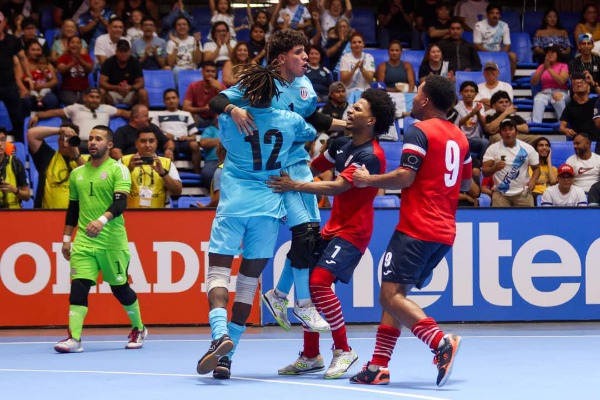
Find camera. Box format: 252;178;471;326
67;136;81;147
140;156;154;165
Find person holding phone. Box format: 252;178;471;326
120;128;182;208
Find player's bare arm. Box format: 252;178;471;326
267;172;351;195
353;164;416;189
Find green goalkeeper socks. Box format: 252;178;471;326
123;300;144;330
68;305;88;340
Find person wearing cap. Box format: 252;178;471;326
473;3;517;79
475;61;513;109
565;132;600;193
561;72;600;141
568;32;600;92
320;81;350;126
532;9;572;64
540;163;587;207
29;87;130;142
94;16;126;66
438;17;482;72
530;43;569;123
574;4;600;47
482;116;540;207
98;38;148;107
78;0;115;48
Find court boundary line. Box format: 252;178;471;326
0;334;599;345
0;368;450;400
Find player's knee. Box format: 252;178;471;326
206;266;231;293
233;273;258;305
69;279;93;307
110;283;138;306
287;222;317;269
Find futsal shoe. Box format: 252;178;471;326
292;303;330;333
434;334;461;387
278;352;325;375
324;348;359;379
125;326;148;349
262;289;291;331
213;356;231;379
196;334;234;375
54;334;83;353
349;363;390;385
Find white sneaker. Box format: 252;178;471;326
278;352;325;375
262;289;291;331
324;348;359;379
293;303;330;332
125;326;147;349
54;336;83;353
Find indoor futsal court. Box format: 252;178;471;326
0;322;596;399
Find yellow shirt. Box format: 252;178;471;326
42;152;89;209
122;155;173;208
531;164;557;195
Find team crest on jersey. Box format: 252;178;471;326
300;88;309;100
100;172;108;180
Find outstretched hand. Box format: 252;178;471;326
352;164;371;188
231;107;257;136
267;172;296;193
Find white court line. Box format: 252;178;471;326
0;334;599;346
0;368;449;400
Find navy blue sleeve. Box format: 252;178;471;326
400;125;428;172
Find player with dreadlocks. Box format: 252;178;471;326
196;63;318;380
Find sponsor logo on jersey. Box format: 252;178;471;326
100;172;108;180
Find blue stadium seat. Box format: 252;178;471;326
478;193;491;207
523;10;544;40
45;28;60;49
0;101;12;131
177;69;202;104
462;31;473;43
178;196;211;208
403;116;418;132
179;171;202;186
28;152;39;197
236;28;250;43
352;8;377;46
478;52;511;84
501;10;521;33
560;11;581;35
551;141;575;166
401;50;425;85
13;142;26;167
363;48;388;69
143;70;176;108
40;7;54;31
25;117;63;149
510;33;537;68
109;117;128;133
379;141;403;173
192;7;212;43
373;195;400;208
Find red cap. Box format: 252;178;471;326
557;163;574;176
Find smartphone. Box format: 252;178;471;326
140;156;154;165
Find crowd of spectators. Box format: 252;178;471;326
2;0;600;209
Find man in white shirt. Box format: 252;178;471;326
482;117;540;207
476;62;513;109
28;87;130;142
566;132;600;193
473;4;517;79
454;0;488;32
94;16;127;66
152;89;201;173
541;164;587;206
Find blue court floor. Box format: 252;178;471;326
0;322;596;400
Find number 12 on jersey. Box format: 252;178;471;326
244;129;284;171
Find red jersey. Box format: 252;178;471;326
398;118;472;245
56;53;93;92
312;136;386;252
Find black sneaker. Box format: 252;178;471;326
196;334;234;375
434;334;461;387
213;356;231;379
349;362;390;385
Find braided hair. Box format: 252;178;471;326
236;62;288;107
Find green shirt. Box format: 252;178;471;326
69;158;131;250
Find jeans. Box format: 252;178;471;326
532;89;568;123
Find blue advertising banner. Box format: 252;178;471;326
261;208;600;324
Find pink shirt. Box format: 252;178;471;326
537;62;568;90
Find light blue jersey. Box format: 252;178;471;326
216;106;316;218
222;75;318;167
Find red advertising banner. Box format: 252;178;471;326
0;210;261;327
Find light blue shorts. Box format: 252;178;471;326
282;162;320;227
208;215;280;259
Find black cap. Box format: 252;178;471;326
116;39;130;51
500;117;516;129
544;43;561;52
